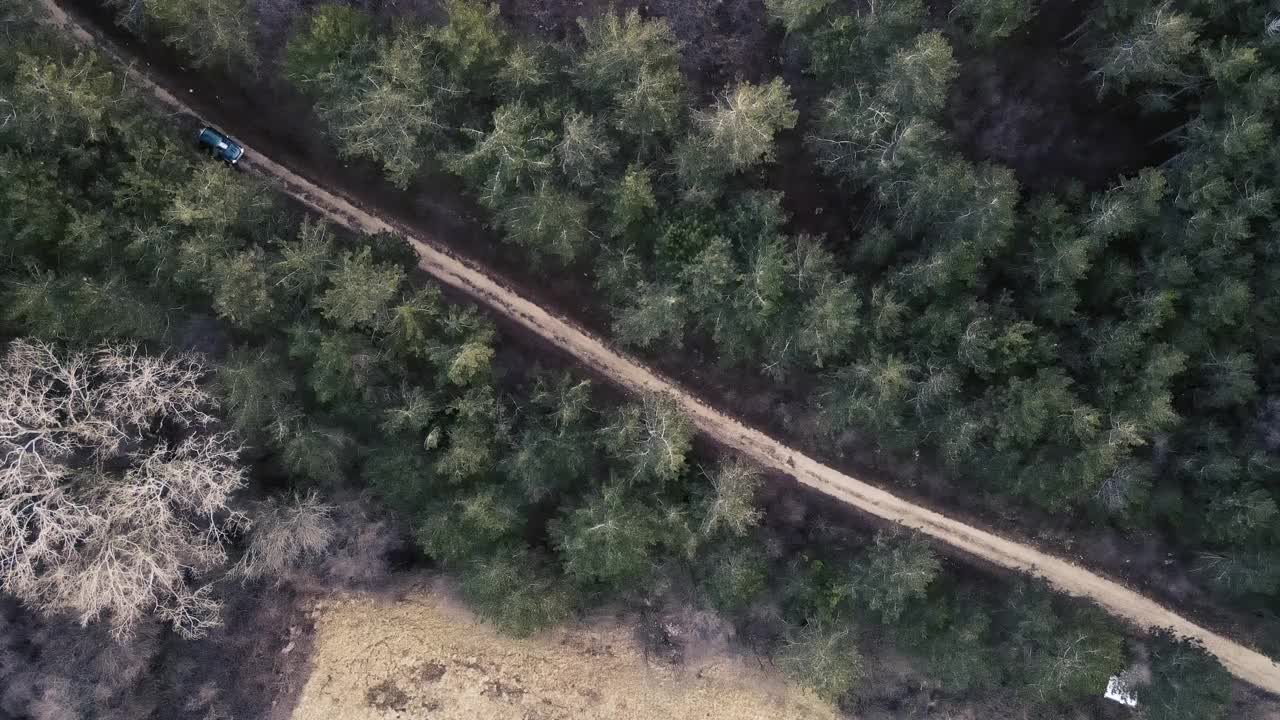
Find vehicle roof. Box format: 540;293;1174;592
199;126;245;159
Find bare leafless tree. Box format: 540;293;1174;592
235;492;335;582
0;339;246;639
700;456;763;537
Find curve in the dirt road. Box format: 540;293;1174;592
36;0;1280;696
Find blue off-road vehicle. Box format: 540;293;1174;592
196;126;245;166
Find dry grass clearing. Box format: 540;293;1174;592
290;590;839;720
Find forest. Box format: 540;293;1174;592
169;0;1280;604
1;0;1277;717
190;0;1280;620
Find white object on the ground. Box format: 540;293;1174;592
1105;675;1138;707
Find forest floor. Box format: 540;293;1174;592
34;0;1280;698
290;584;838;720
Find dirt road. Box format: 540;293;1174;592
36;0;1280;695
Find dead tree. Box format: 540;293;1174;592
0;339;246;638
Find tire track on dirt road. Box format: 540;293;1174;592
36;0;1280;695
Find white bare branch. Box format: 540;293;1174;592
235;492;335;582
700;456;763;536
0;339;245;639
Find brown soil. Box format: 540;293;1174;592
943;0;1181;192
290;589;838;720
35;0;1280;697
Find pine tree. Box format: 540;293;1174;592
208;248;273;329
850;530;941;625
699;457;763;537
695;78;798;171
317;247;404;330
459;549;573;636
497;181;592;264
951;0;1037;45
553;482;662;588
450;102;554;204
1142;630;1230;720
778;620;865;701
880;32;958;115
573;10;685;145
612;282;687;351
125;0;257;68
555;112;617;188
282;4;373;87
600;394;694;485
1090;4;1200;95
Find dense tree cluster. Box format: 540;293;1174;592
278;0;1280;636
2;0;1265;717
0;7;758;647
775;531;1138;707
106;0;256;68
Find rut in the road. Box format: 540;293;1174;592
36;0;1280;695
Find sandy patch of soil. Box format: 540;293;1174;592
290;592;838;720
